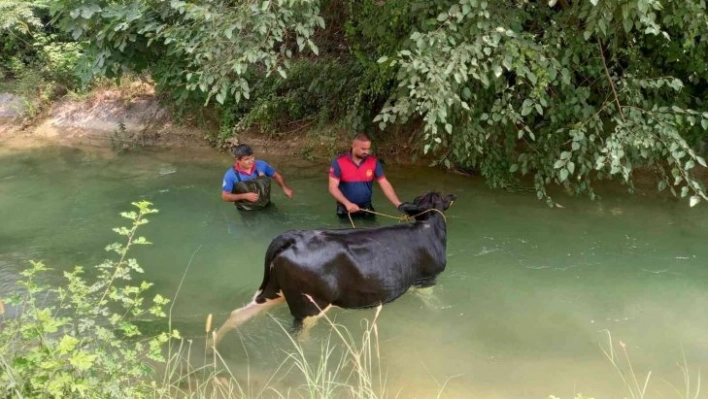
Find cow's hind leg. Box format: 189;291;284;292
210;290;284;349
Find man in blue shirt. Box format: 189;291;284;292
222;144;294;210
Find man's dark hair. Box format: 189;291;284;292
232;144;254;160
352;132;371;142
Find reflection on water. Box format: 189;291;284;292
1;144;707;398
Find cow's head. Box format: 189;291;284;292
399;191;457;220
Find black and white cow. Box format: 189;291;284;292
211;191;456;348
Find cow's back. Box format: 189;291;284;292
268;223;446;309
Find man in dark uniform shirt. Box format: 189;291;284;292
328;133;404;219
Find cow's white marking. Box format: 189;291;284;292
410;286;448;310
299;304;333;340
211;290;285;348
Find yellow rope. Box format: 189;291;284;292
407;208;447;223
347;209;410;228
347;207;448;228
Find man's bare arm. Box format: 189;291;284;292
328;176;352;205
272;172;294;198
378;177;402;208
221;191;258;202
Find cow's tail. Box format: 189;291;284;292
258;233;296;292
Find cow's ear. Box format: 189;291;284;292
398;202;423;216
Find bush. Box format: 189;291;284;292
0;201;176;398
206;57;390;147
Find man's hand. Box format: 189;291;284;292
283;187;294;198
345;202;360;213
242;192;259;202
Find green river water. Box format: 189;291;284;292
1;144;707;398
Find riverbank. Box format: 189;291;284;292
0;87;424;167
2;86;707;207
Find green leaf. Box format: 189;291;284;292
559;168;569;182
521;99;533;116
69;351;97;371
527;72;537;85
307;40;319;56
57;335;79;354
437;12;448;22
535;104;543;116
493;65;503;78
277;67;287;79
690;196;700;207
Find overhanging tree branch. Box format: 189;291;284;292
597;37;624;121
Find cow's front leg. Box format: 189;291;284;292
291;317;304;335
287;293;332;341
297;304;333;341
411;285;449;310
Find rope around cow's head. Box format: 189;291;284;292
347;207;448;229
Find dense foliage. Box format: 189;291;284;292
375;0;708;205
2;0;708;204
0;202;175;398
0;0;81;117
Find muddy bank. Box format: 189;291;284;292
0;90;423;166
1;91;207;149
